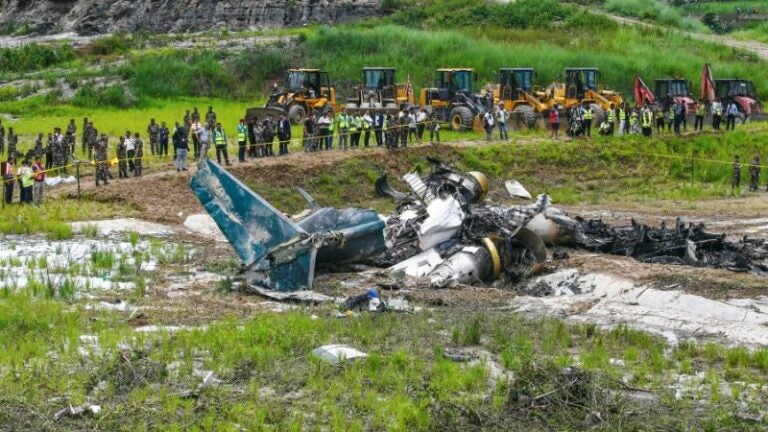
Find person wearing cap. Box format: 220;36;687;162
236;118;247;163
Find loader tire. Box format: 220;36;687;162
513;105;538;130
590;104;605;126
288;105;306;124
449;106;474;131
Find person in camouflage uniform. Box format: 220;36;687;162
66;118;77;152
116;136;128;178
88;123;100;161
749;155;761;192
94;133;109;186
82;118;91;156
45;133;54;170
6;127;18;160
263;115;275;157
81;117;89;155
84;121;97;160
206;106;217;130
732;155;742;190
398;113;408;149
133;132;144;177
51;129;63;174
34;133;44;161
62;131;73;174
147;118;159;156
0;119;5;155
386;114;398;150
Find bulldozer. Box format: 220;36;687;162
548;68;623;125
246;68;338;124
419;68;491;131
488;67;551;129
345;67;414;114
634;76;697;113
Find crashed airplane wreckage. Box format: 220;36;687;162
190;158;768;292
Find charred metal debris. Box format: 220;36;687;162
190;157;768;293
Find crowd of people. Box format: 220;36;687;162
0;98;758;205
541;97;742;140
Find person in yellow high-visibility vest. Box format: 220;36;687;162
212;122;230;166
236;119;247;162
641;105;653;138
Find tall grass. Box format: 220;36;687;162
300;23;764;98
605;0;709;32
0;43;75;73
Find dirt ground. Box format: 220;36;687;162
46;139;768;317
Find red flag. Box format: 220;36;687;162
634;76;655;106
701;64;716;102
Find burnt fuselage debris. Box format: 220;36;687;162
573;218;768;274
190;158;768;293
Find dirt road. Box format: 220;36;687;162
595;10;768;60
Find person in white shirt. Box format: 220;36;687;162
483;111;495;141
124;131;135;173
496;104;509;140
415;108;427;142
190;120;203;160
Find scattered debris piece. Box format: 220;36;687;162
248;285;337;303
53;404;101;420
312;344;368;364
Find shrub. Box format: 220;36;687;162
71;84;136;108
0;43;75;73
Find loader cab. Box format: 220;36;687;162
499;68;534;100
285;69;331;99
565;68;599;99
655;79;692;98
363;67;396;90
716;79;757;99
435;68;476;99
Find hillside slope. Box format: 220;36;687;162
0;0;382;35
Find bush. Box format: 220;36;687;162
89;33;133;56
227;47;291;95
71;84;136;108
124;52;235;99
0;43;75;73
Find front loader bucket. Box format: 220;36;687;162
245;106;286;121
